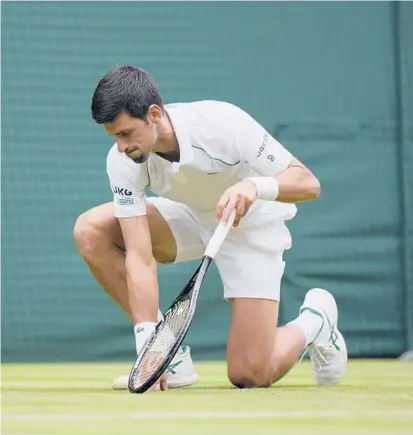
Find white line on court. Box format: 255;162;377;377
4;410;413;421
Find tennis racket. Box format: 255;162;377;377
128;210;236;393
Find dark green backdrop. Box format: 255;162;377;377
2;1;412;362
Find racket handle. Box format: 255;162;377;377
204;211;236;259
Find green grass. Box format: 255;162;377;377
2;360;413;435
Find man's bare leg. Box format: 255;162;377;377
227;294;347;388
73;202;177;317
73;201;199;390
226;298;308;387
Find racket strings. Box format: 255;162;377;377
131;297;192;389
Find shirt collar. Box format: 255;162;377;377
165;104;194;172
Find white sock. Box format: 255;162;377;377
134;322;156;355
133;310;163;355
288;310;323;346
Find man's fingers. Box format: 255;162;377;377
216;191;230;220
222;198;236;224
234;197;246;227
218;186;254;226
221;193;247;227
160;373;168;391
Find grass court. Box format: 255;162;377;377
2;359;413;435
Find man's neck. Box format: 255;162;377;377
155;150;179;163
153;113;180;163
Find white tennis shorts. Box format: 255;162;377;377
148;197;293;302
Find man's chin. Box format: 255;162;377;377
130;155;148;164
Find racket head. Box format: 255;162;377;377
128;256;212;393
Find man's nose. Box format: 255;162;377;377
117;138;129;153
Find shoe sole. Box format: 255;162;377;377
167;372;199;389
112;373;199;390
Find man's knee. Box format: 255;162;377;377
73;211;98;255
73;202;176;263
226;298;279;388
227;358;273;389
73;204;119;256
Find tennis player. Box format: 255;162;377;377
74;65;347;390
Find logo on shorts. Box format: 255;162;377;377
112;185;132;196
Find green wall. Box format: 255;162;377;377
2;1;412;362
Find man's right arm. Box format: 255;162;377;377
106;145;159;354
118;215;159;326
120;215;168;390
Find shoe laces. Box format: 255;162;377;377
299;344;330;372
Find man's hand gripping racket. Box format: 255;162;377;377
128;211;236;393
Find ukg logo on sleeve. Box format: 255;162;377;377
111;185;133;196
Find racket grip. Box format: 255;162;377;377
204;211;236;259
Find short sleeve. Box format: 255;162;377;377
106;145;148;218
233;107;292;176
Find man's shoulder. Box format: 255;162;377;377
165;101;256;157
165;100;229;108
165;100;246;115
106;143;133;164
106;143;126;166
106;144;146;177
106;143;119;159
166;101;252;137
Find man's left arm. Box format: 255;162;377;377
217;108;320;223
248;155;321;204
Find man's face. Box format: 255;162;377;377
104;109;159;164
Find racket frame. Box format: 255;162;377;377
128;255;212;393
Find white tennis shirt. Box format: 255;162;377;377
107;100;297;228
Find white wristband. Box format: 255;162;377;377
134;322;156;356
245;177;279;201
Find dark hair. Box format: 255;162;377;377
91;65;163;124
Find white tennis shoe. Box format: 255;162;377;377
300;288;348;385
112;345;199;390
